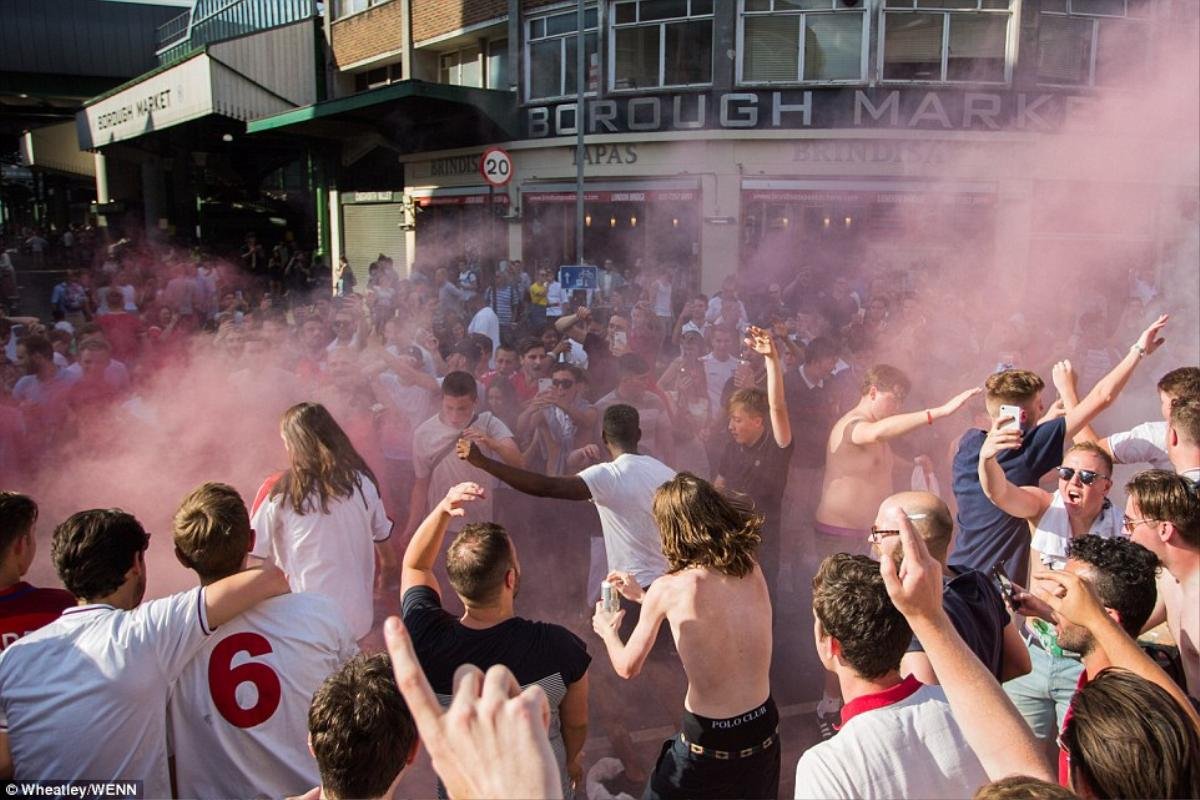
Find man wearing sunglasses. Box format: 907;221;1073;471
979;434;1125;740
1123;469;1200;704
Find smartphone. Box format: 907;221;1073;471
998;404;1022;432
991;563;1017;608
612;330;628;351
10;323;26;339
538;377;553;393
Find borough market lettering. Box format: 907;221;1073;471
95;89;173;132
527;89;1089;138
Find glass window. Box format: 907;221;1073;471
805;13;865;80
487;39;509;89
1036;14;1092;84
526;6;599;100
881;1;1013;83
883;13;943;80
610;0;713;89
743;16;800;82
946;12;1007;81
1038;0;1152;87
740;1;866;84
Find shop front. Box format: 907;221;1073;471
521;180;699;274
739;177;998;289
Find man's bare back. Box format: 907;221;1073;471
653;565;772;718
816;412;895;531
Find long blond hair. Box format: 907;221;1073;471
652;473;761;578
272;403;379;515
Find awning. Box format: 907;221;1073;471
523;178;699;203
410;186;509;207
76;20;319;150
741;178;995;206
246;80;518;156
20;121;95;177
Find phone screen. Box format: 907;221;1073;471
538;378;553;393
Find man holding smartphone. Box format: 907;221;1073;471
950;314;1169;588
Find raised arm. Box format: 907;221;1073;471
458;440;591;501
205;562;291;629
401;483;485;595
1052;360;1101;446
880;508;1054;782
592;580;668;679
746;327;791;447
850;386;982;446
1064;314;1168;439
978;420;1053;521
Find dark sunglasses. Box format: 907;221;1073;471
1056;467;1108;486
552;379;575;389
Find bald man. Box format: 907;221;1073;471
871;491;1030;686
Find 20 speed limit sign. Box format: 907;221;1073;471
479;147;513;187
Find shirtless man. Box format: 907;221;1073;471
1123;469;1199;703
814;364;979;555
593;473;776;800
811;364;977;734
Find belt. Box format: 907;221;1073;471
679;727;778;760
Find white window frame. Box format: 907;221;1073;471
877;0;1016;85
335;0;390;22
524;5;600;102
736;0;870;86
439;44;484;87
1037;0;1156;88
608;0;715;92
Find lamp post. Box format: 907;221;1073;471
574;0;586;265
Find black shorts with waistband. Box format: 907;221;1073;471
643;698;781;800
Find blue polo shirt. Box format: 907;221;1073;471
949;417;1066;582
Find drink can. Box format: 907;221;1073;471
601;580;618;612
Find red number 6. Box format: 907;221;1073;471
208;632;282;728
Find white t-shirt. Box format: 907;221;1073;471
250;474;392;640
546;282;566;316
468;306;501;368
167;593;358;800
701;353;737;417
1107;419;1171;470
0;590;212;797
412;411;514;530
564;338;589;369
376;372;435;460
579;453;675;587
794;681;987;800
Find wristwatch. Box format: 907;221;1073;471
1131;343;1147;358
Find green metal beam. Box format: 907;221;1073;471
246;79;517;138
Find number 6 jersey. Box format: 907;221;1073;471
167;592;359;799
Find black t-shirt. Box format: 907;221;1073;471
401;586;591;696
907;567;1010;680
719;430;795;528
783;369;834;469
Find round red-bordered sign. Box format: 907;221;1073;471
479;146;513;187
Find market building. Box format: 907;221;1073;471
246;0;1195;295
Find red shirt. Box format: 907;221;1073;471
97;313;142;362
0;582;75;650
1058;669;1090;786
837;674;924;729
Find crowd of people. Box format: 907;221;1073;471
0;227;1197;800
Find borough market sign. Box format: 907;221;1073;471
526;88;1093;138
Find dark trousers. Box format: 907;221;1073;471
643;736;781;800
